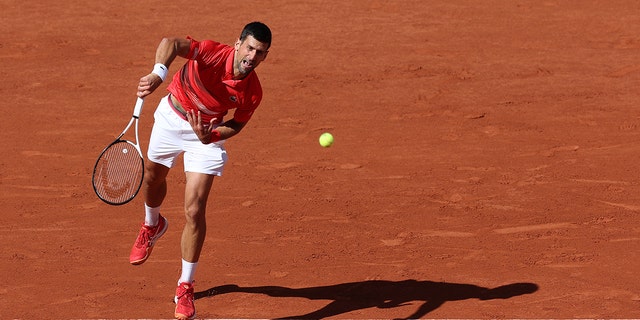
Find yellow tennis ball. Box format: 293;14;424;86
319;132;334;147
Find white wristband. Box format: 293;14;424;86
152;63;168;81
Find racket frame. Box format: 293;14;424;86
92;98;145;205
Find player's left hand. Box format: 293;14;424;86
186;110;218;144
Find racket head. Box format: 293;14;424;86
92;140;144;205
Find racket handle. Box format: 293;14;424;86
133;97;144;118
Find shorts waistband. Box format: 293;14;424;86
168;94;188;120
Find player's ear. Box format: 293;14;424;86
234;39;241;51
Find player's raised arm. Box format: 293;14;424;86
137;37;191;98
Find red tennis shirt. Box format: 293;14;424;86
167;37;262;125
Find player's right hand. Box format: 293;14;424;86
137;73;162;98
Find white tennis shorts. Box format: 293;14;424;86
147;95;228;176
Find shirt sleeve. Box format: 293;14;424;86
185;36;199;59
233;89;262;123
185;37;227;66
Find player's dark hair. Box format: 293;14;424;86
240;21;272;48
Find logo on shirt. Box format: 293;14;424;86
229;96;238;103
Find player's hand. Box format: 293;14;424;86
186;110;218;144
136;73;163;98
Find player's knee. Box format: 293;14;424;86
184;204;206;224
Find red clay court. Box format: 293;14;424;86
1;1;640;318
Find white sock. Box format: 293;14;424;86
178;259;198;284
144;204;160;226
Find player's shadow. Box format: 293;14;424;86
196;279;538;319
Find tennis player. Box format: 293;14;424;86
130;21;271;320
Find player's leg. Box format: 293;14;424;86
143;160;170;208
130;164;172;265
130;96;182;265
174;171;214;320
175;139;226;319
178;138;227;266
181;171;215;264
143;95;185;209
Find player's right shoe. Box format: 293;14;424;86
174;281;196;320
129;215;168;265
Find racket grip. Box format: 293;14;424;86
133;97;144;118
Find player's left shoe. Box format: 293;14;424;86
174;281;196;320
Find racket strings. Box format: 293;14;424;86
93;141;143;204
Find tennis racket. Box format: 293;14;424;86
92;97;145;205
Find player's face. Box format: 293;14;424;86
234;35;269;79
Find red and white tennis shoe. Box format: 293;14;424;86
129;215;168;265
174;281;196;320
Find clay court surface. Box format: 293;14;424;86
2;0;640;318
